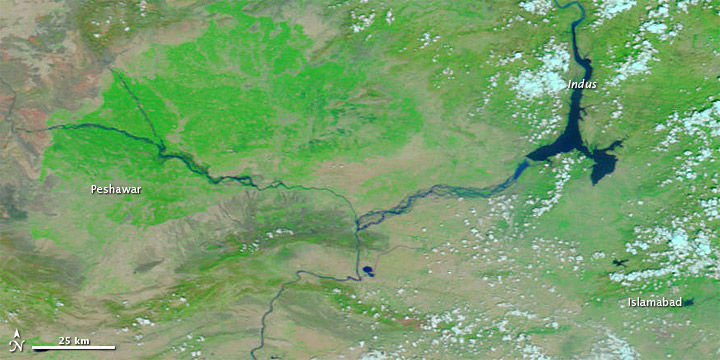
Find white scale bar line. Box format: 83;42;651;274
32;345;116;350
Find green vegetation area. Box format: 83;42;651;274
3;0;720;359
65;1;424;182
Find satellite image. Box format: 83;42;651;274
1;0;719;359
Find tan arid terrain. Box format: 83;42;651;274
2;1;720;359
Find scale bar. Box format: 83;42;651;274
32;345;116;350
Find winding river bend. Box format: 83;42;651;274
357;0;621;230
19;1;620;358
356;160;529;230
526;0;622;184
